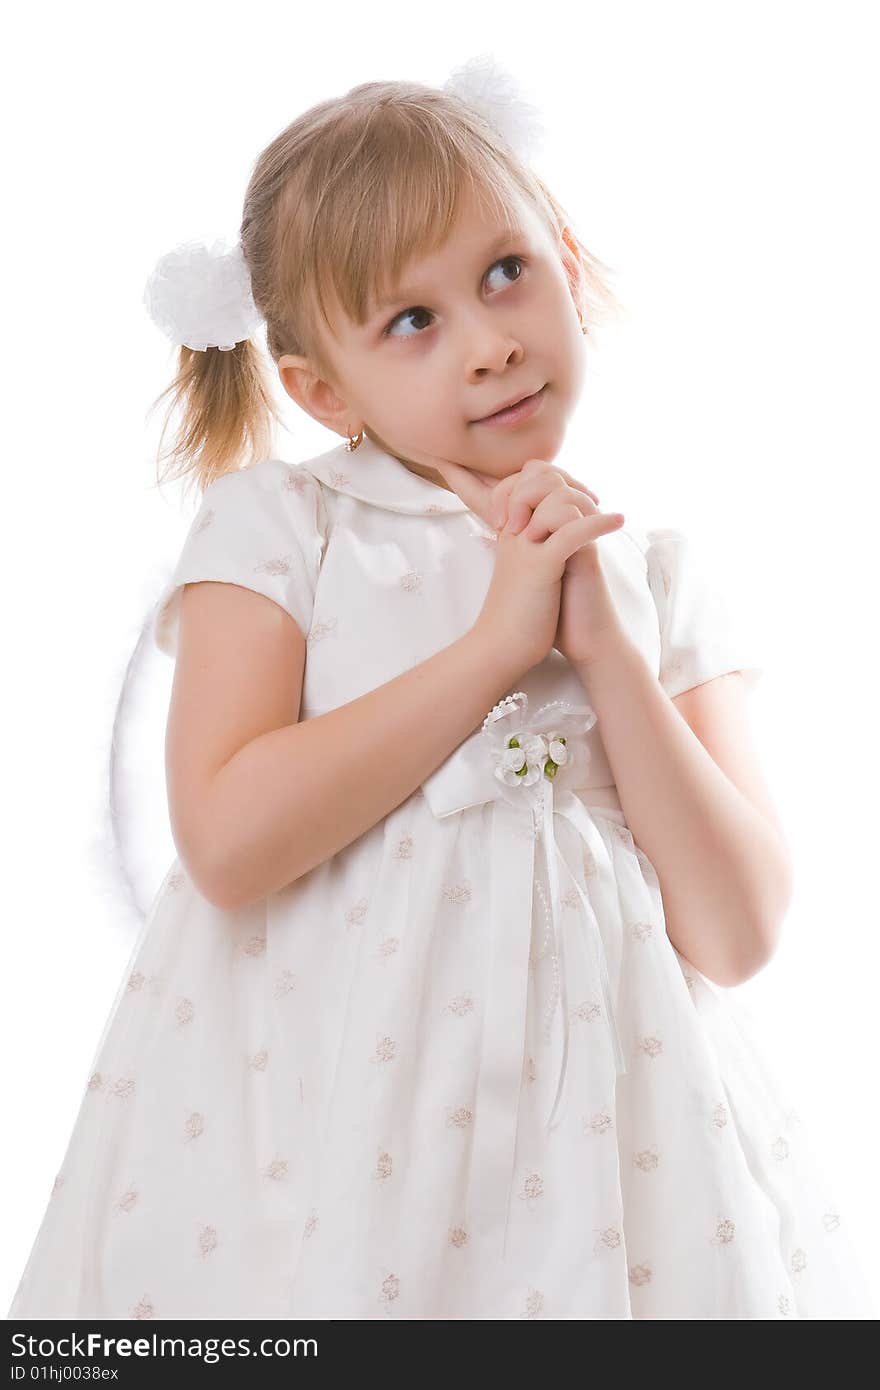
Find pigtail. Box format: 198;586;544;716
148;335;285;507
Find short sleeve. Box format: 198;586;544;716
152;459;327;658
642;527;764;698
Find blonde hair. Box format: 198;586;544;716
148;79;623;504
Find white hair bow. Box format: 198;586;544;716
442;51;547;165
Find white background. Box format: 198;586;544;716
3;0;878;1316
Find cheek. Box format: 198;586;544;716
375;394;460;448
561;343;588;404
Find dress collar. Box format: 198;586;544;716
301;433;472;516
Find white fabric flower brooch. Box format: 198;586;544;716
481;692;597;805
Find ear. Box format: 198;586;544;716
277;353;357;437
559;224;586;320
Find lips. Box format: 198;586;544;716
474;385;544;422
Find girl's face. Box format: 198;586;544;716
278;187;587;493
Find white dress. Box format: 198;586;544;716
8;434;875;1320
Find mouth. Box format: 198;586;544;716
472;383;548;427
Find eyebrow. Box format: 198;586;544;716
369;227;526;319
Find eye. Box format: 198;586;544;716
485;254;526;293
382;255;527;339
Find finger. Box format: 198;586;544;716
509;480;595;537
434;459;500;524
544;510;624;565
439;459;541;533
515;458;598;506
490;459;552;531
488;473;519;530
520;497;587;544
556;468;600;505
479;457;549;530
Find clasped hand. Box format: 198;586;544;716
438;456;630;667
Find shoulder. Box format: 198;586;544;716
201;456;321;502
615;521;684;583
153;458;329;660
619;522;687;559
618;524;699;598
196;457;329;537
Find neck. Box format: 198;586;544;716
399;461;454;493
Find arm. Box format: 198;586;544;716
203;626;525;910
571;640;793;987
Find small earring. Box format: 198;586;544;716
345;426;364;451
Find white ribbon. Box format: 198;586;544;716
420;692;628;1260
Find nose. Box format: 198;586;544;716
468;337;525;380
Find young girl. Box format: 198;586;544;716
7;61;874;1322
